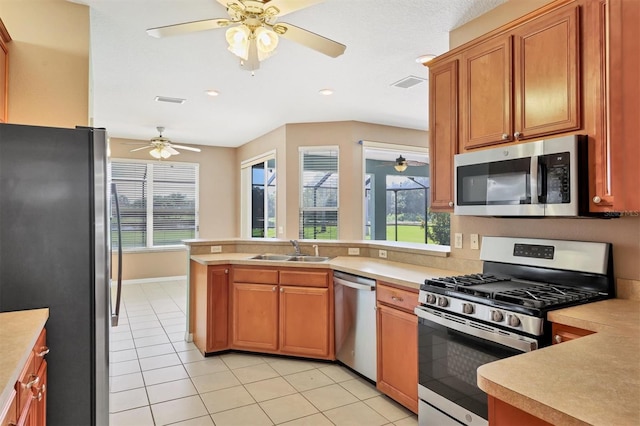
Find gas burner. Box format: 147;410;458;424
494;285;599;309
426;274;507;290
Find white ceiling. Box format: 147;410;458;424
79;0;506;148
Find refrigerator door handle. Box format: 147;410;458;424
111;183;123;327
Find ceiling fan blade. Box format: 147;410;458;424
273;22;345;58
264;0;324;17
147;18;233;38
172;144;202;152
130;145;153;152
166;146;181;155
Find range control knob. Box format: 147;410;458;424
437;296;449;307
426;294;437;305
491;310;504;322
462;303;474;314
508;314;521;327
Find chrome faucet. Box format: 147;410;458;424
290;239;301;256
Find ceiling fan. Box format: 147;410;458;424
377;155;427;172
130;127;202;159
146;0;346;72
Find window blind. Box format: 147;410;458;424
299;148;339;239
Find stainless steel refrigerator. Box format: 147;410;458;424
0;123;116;425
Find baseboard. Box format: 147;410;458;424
118;275;187;285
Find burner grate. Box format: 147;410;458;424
495;285;599;308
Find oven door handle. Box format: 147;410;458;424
414;306;538;353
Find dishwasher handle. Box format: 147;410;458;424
334;276;375;291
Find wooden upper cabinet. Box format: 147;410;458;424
428;58;459;211
460;36;513;150
513;3;581;140
459;3;581;150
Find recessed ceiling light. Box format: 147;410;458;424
319;89;334;96
415;54;436;65
206;90;220;97
154;96;186;104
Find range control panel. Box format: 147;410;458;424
513;243;555;260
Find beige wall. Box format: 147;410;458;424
0;0;89;127
238;121;429;240
448;0;640;281
109;138;238;280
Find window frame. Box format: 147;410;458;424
240;150;277;239
110;158;199;251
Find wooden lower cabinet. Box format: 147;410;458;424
232;282;279;351
376;283;418;413
190;262;230;354
488;395;552;426
279;285;330;357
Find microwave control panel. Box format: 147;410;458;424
541;152;570;204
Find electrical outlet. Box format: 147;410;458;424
454;233;463;249
278;226;284;235
210;245;222;253
470;234;479;250
348;247;360;255
378;249;387;258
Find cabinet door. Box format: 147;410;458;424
207;266;229;352
513;4;580;140
551;323;594;344
232;282;279;351
376;304;418;413
279;286;330;358
0;39;6;123
428;58;458;211
31;360;47;426
0;389;17;426
460;35;513;150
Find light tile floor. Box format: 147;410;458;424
109;280;418;426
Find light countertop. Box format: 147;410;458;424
477;299;640;426
0;308;49;414
190;253;459;291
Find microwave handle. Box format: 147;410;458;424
530;156;539;204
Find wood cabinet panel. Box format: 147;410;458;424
460;35;512;150
0;390;16;426
232;282;279;351
279;269;329;287
428;58;458;211
513;3;580;140
376;282;418;314
191;262;230;353
376;303;418;413
0;38;7;124
551;322;594;344
488;395;552;426
279;286;330;357
232;267;278;284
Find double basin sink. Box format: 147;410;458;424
251;254;332;262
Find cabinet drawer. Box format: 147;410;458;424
16;351;35;418
233;267;279;284
551;323;594;344
32;328;48;372
377;283;418;313
280;270;329;287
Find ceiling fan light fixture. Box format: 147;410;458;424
150;146;171;159
394;155;408;172
255;27;278;55
226;25;250;60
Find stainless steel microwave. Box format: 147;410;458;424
454;135;588;216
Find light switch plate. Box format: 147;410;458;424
454;233;463;249
348;247;360;255
378;249;388;258
470;234;479;250
210;245;222;253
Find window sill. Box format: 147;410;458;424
112;245;188;255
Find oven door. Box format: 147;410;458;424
415;306;538;426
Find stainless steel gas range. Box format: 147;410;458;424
415;237;614;426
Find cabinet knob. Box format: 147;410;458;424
37;346;50;357
391;296;404;302
272;286;277;292
501;133;509;140
554;334;563;344
22;375;39;389
280;287;284;293
514;131;522;140
448;201;454;207
224;269;229;274
593;196;602;204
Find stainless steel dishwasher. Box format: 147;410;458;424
334;271;377;382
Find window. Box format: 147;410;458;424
240;152;276;238
110;160;199;249
363;143;450;246
299;147;339;239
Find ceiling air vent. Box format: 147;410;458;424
154;96;186;104
391;76;427;89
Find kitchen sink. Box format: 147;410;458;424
250;254;332;262
287;256;332;262
250;254;294;261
